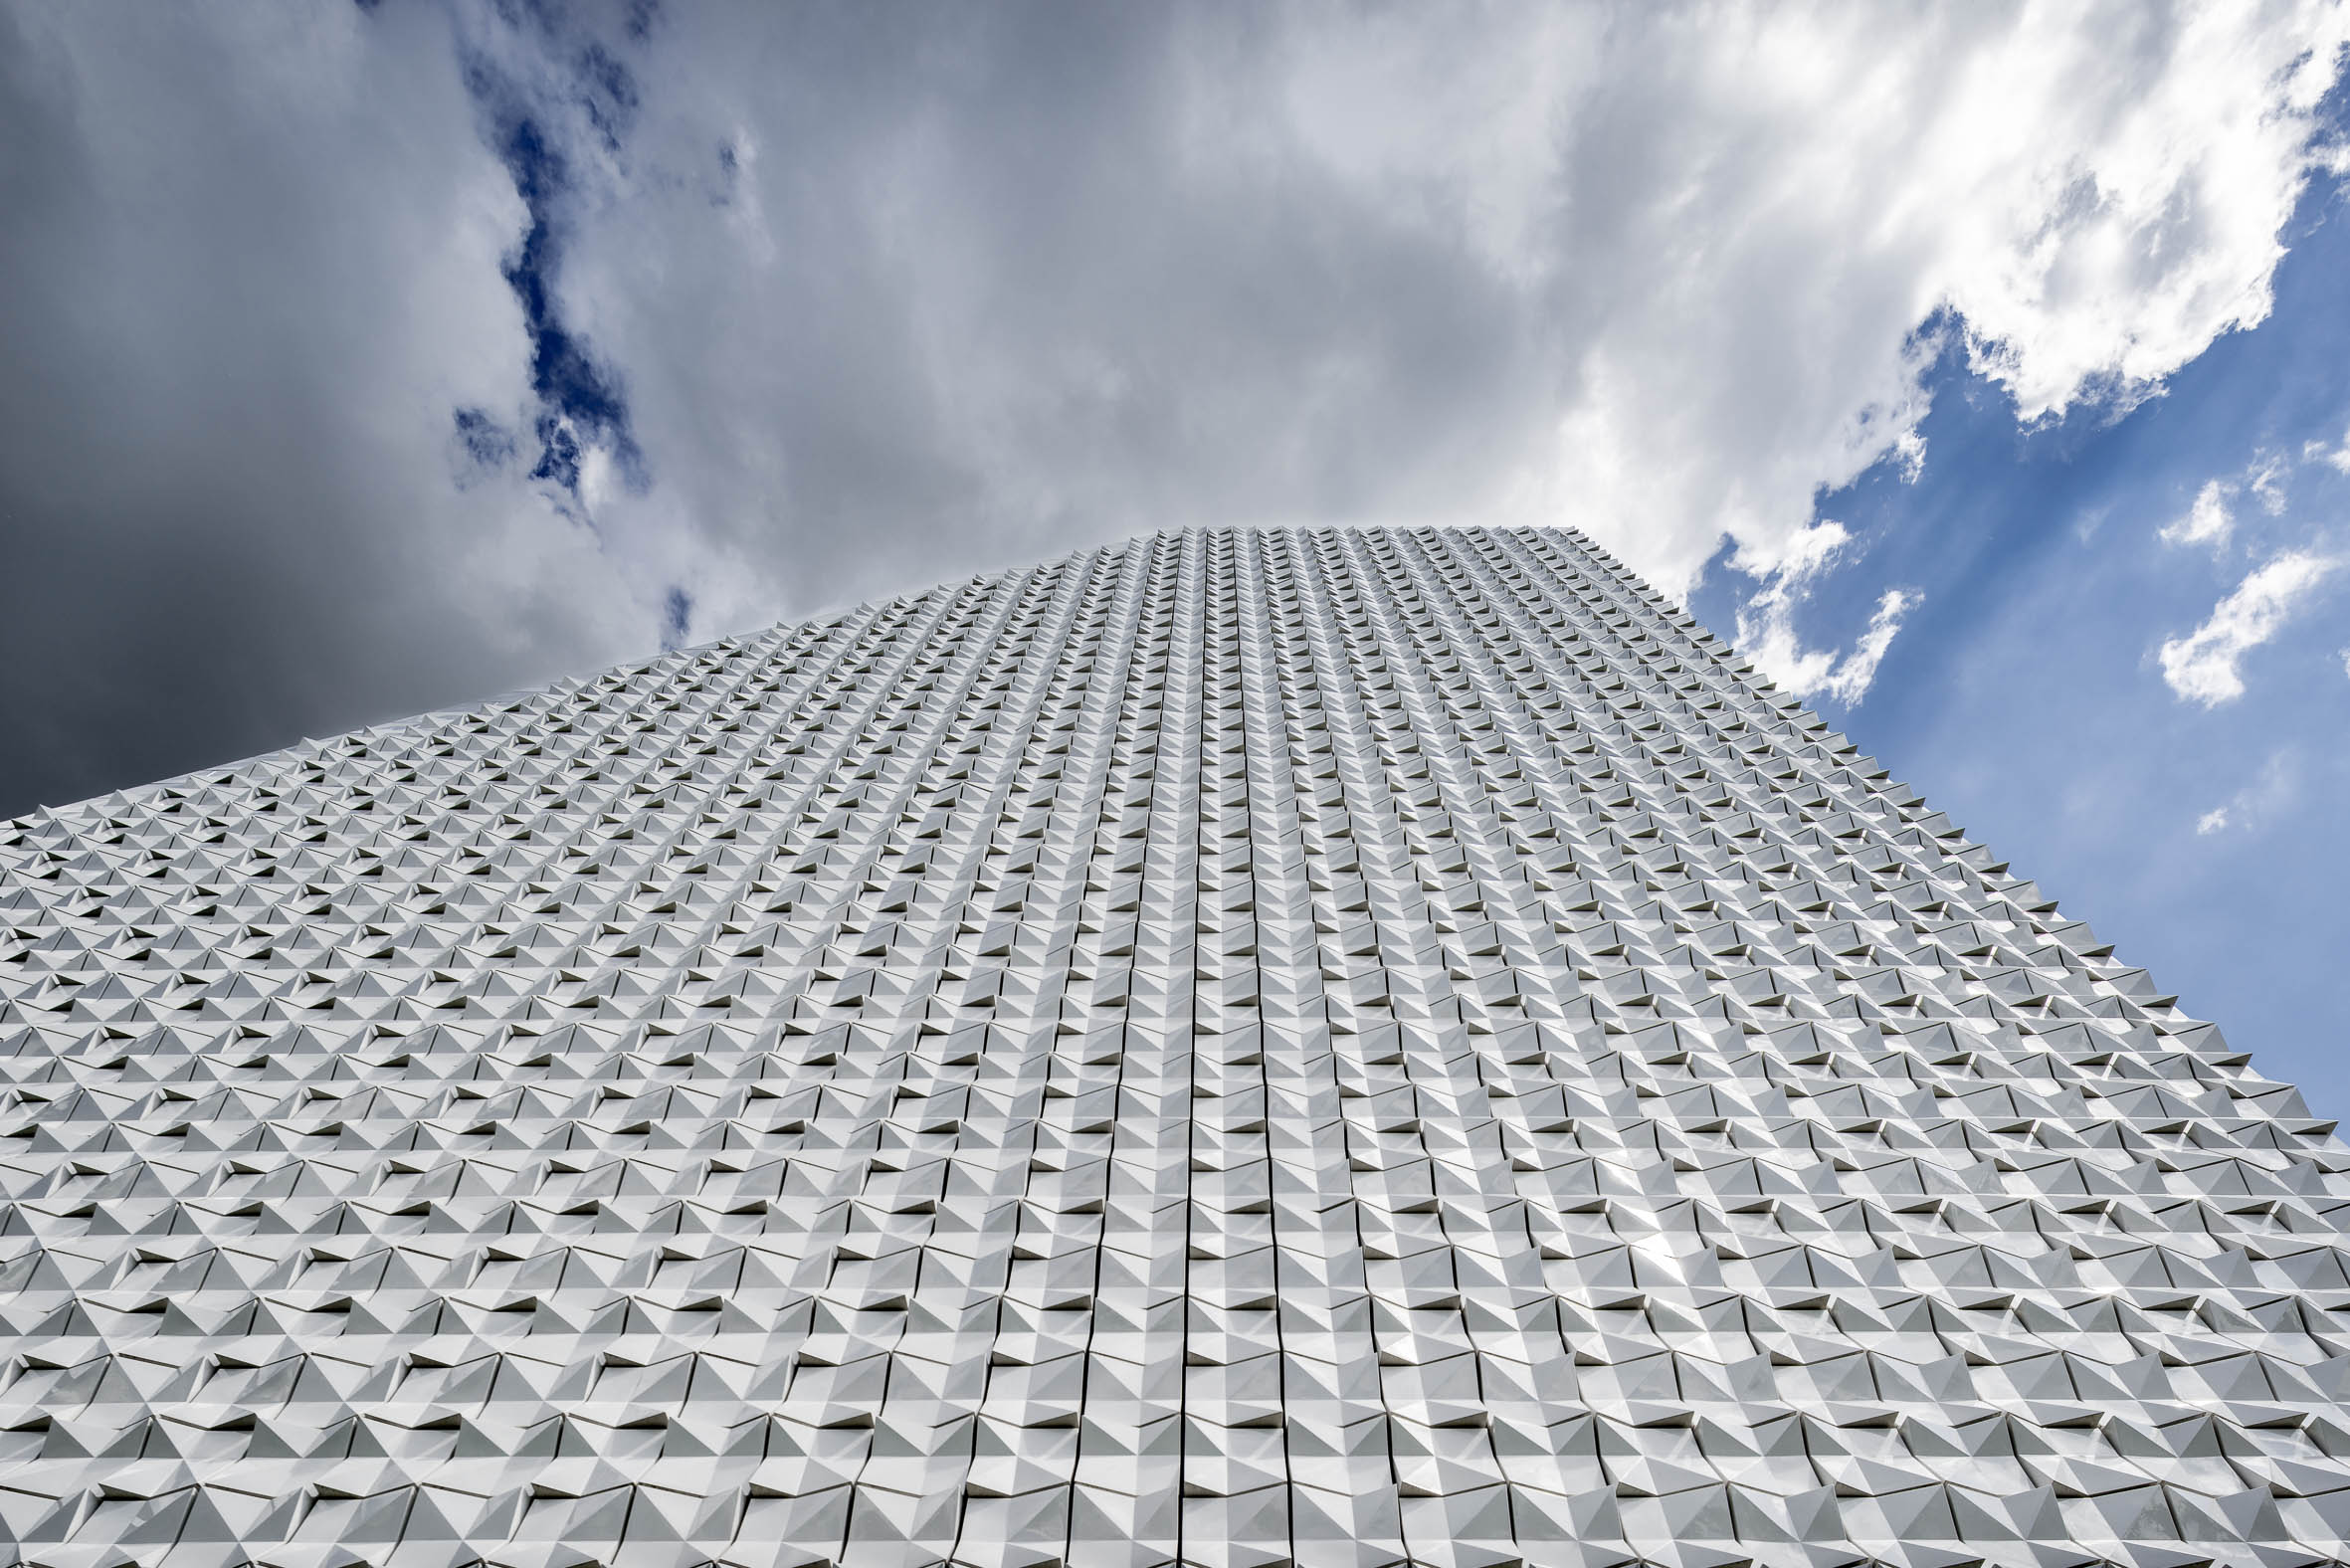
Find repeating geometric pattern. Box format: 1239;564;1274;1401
1;525;2345;1568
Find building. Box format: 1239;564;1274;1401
0;525;2343;1568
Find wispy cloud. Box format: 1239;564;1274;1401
2160;480;2235;550
2248;451;2290;515
2306;427;2350;475
2159;451;2293;553
1823;589;1922;706
2193;748;2301;836
1733;522;1919;706
2158;551;2341;706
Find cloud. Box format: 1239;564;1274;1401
2158;550;2341;705
2193;747;2301;835
2161;480;2236;550
1731;522;1918;706
480;0;2350;608
2159;451;2298;552
2307;428;2350;475
1;1;2345;813
0;3;658;817
2248;450;2291;514
1826;588;1924;706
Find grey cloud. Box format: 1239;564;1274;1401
0;3;646;818
573;3;1563;620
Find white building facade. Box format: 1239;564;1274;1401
0;526;2343;1568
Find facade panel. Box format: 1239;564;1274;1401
0;526;2344;1568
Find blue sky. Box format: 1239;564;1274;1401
2;2;2347;1109
1691;155;2350;1113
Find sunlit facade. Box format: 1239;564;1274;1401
1;526;2340;1568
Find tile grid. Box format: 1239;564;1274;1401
0;526;2343;1568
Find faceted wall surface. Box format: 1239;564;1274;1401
2;525;2346;1568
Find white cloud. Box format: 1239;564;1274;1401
2197;807;2231;835
2248;450;2291;514
2308;430;2350;475
1825;588;1923;706
2159;449;2305;553
1506;2;2348;592
1890;430;1928;485
2161;480;2236;550
2158;550;2342;705
2159;448;2301;551
1732;519;1919;706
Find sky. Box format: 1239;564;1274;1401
3;1;2349;1107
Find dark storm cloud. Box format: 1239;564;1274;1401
0;4;641;820
0;0;2336;817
